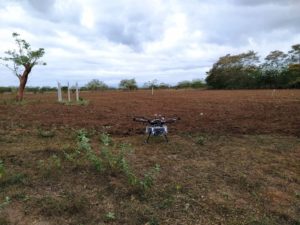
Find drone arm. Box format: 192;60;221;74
133;117;150;123
165;117;180;123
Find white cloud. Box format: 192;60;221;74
0;0;299;87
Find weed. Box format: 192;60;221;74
0;160;5;179
74;131;160;193
61;99;89;106
100;132;112;146
195;135;205;145
158;196;174;209
147;217;160;225
37;154;62;177
0;196;10;210
50;154;62;169
0;173;26;189
139;164;160;191
105;212;116;221
38;129;55;138
12;192;30;201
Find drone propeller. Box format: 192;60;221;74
165;116;180;123
133;116;150;123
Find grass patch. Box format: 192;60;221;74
0;127;299;225
60;99;89;106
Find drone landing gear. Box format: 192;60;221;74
144;134;169;144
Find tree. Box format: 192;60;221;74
85;79;108;91
261;50;288;88
158;82;170;89
191;79;205;88
205;45;300;89
206;51;260;89
264;50;288;69
176;80;191;89
119;78;138;90
143;79;158;89
0;33;46;101
288;44;300;64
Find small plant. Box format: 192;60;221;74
61;99;89;106
105;212;116;221
147;217;160;225
73;131;161;193
100;132;111;146
0;160;5;179
50;154;62;169
139;164;160;191
195;135;205;145
37;154;62;177
0;196;10;210
76;129;103;171
38;129;55;138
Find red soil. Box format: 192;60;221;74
0;89;299;136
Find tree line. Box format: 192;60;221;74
205;44;300;89
82;78;205;91
0;79;206;93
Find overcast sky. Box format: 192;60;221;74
0;0;300;87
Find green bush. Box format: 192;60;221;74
72;131;160;192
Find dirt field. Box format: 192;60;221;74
0;89;299;136
0;89;299;225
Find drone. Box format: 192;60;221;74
133;114;180;143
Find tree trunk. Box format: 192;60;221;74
16;67;31;101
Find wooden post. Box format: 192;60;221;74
76;82;79;101
152;87;154;95
57;82;62;102
67;82;71;102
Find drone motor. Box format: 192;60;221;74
133;114;179;143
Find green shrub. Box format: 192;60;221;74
73;131;160;193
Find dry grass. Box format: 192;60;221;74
0;126;299;225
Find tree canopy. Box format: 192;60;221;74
0;33;46;100
119;78;138;90
85;79;109;91
206;45;300;89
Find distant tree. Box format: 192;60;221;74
176;80;192;89
143;79;159;89
0;33;46;101
40;86;57;93
191;79;205;88
206;51;260;89
288;44;300;64
206;45;300;89
260;50;288;88
119;78;138;90
85;79;108;91
286;44;300;88
286;64;300;88
158;82;170;89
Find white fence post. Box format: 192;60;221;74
67;82;71;102
57;82;62;102
76;82;79;101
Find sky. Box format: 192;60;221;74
0;0;300;87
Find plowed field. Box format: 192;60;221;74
0;89;299;136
